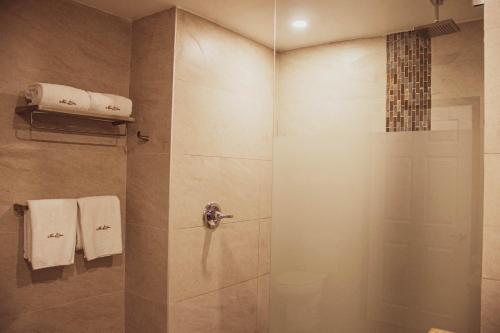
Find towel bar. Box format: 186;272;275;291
14;203;28;216
15;105;135;138
137;131;150;142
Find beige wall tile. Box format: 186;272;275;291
0;0;130;147
432;22;484;103
483;3;500;332
484;154;500;227
277;98;384;137
277;37;386;135
127;153;170;229
259;219;272;276
485;20;500;154
257;274;270;333
172;80;273;160
432;60;484;102
170;279;258;333
174;10;274;100
278;37;386;103
172;10;273;160
481;278;500;333
484;126;500;154
169;8;273;333
128;9;175;156
0;146;127;203
432;22;484;67
0;291;124;333
0;233;123;320
125;291;167;333
0;0;130;330
125;224;168;302
125;10;175;333
0;146;126;320
485;0;500;30
170;155;271;229
483;226;500;280
170;221;260;301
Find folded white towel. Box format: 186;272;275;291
24;199;78;270
88;92;132;118
77;196;122;260
25;83;91;114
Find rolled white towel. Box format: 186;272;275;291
25;83;91;114
88;92;132;118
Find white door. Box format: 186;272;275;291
368;102;480;333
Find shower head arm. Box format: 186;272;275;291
431;0;444;22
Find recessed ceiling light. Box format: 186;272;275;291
292;20;308;29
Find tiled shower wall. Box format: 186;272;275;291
386;31;432;132
0;0;131;331
126;8;176;333
481;1;500;332
168;9;274;333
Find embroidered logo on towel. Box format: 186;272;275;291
47;232;64;238
59;99;77;106
96;225;111;231
105;105;121;111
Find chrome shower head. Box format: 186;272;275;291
414;0;460;37
415;19;460;37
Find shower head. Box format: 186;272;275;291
415;19;460;37
414;0;460;37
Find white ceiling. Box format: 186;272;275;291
74;0;483;51
277;0;483;50
73;0;275;46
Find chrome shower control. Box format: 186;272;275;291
203;202;234;230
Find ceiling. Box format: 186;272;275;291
74;0;483;51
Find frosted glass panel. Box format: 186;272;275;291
271;111;481;332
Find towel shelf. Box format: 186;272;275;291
15;105;135;137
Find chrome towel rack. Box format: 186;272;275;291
15;105;135;137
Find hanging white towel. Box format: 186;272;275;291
77;196;122;260
88;92;132;118
25;83;91;114
24;199;78;270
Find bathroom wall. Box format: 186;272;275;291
125;8;176;333
481;1;500;332
0;0;131;331
168;9;274;333
273;20;483;333
274;35;386;333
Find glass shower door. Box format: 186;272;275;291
270;1;483;331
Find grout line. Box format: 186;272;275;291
0;290;123;322
172;276;260;304
127;152;171;157
182;153;272;162
482;277;500;282
125;289;167;305
125;222;168;231
174;217;271;231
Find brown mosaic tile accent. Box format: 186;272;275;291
386;31;431;132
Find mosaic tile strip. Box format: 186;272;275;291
386;31;431;132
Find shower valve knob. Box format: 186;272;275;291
203;202;234;229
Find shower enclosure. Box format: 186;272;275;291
269;1;484;332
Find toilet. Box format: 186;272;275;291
273;271;327;333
